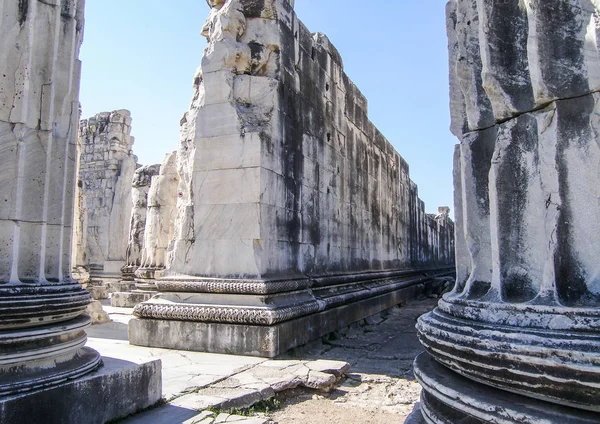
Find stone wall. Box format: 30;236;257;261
166;0;454;278
413;1;600;422
130;0;455;357
73;110;138;293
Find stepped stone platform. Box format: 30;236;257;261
130;268;454;357
0;356;161;424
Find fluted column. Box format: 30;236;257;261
135;151;179;289
0;0;100;396
414;0;600;422
120;163;161;283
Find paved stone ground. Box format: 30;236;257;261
267;299;437;423
87;298;437;423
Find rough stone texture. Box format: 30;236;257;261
111;154;176;308
121;163;161;279
111;291;155;308
72;109;138;295
136;151;179;282
0;357;162;424
185;412;271;424
0;3;162;422
167;0;454;280
87;300;111;324
0;0;102;399
130;274;443;357
132;0;455;357
414;1;600;422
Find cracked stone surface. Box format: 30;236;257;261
266;299;438;423
184;412;270;424
86;303;349;424
87;299;436;423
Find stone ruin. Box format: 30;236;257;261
72;110;138;300
3;0;600;421
119;163;162;285
127;0;456;357
0;1;160;423
411;0;600;422
111;153;178;307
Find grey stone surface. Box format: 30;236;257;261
123;164;161;276
415;353;600;424
87;303;349;423
0;3;161;424
130;0;456;357
0;0;102;402
130;281;433;357
166;0;455;281
72;109;138;290
415;1;600;422
111;291;156;308
0;357;162;424
93;298;438;422
137;151;179;278
87;300;111;324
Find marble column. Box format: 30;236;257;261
135;151;179;289
413;0;600;422
120;163;161;285
111;161;167;308
0;0;100;395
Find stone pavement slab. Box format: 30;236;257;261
86;297;436;423
85;304;349;423
268;299;440;422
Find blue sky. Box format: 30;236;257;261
79;0;455;216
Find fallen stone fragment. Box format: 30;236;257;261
86;300;111;325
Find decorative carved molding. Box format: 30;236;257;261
133;300;321;325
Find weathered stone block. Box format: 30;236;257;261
130;283;425;357
132;0;455;356
415;1;600;422
0;358;162;424
111;291;156;308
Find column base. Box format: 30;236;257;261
417;297;600;411
413;353;600;424
0;357;161;424
0;314;101;396
129;282;425;357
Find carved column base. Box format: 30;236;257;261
413;353;599;424
120;265;138;282
0;315;101;396
0;284;101;396
130;268;455;356
134;266;164;291
110;267;163;308
417;296;600;412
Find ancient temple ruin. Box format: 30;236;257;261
73;110;138;299
129;0;456;357
118;164;161;285
111;158;174;307
0;2;160;422
412;0;600;422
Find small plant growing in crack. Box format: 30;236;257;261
209;397;282;417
